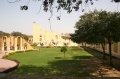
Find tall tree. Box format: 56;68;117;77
104;12;120;66
71;10;120;66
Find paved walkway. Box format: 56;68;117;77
0;51;14;58
0;52;18;73
0;52;5;59
0;59;18;72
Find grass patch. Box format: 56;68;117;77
6;47;120;77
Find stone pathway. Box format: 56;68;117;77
0;52;18;73
0;51;13;58
0;59;18;72
0;52;5;58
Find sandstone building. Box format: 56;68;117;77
32;23;78;46
0;36;33;52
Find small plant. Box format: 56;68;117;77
2;54;9;58
16;51;24;53
60;46;67;58
9;52;16;55
31;43;38;49
24;43;27;49
23;43;27;52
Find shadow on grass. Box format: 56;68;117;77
70;47;84;51
81;46;103;59
82;46;120;71
72;56;93;59
54;57;62;59
10;47;104;77
12;59;102;77
11;47;114;77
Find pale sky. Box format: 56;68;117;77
0;0;119;35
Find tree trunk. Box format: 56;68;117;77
108;40;113;66
82;43;83;46
64;52;65;58
101;43;106;60
85;43;86;46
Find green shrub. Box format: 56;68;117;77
31;43;38;49
9;52;16;55
56;46;62;48
69;46;80;48
25;50;34;52
2;50;35;58
16;50;34;53
16;51;24;53
46;46;50;48
2;54;9;58
60;46;67;52
39;46;50;48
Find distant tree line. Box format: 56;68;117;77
0;31;30;41
0;31;10;36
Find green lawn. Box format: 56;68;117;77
7;47;103;77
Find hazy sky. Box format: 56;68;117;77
0;0;120;35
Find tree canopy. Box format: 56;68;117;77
0;31;29;41
8;0;120;13
71;10;120;66
11;31;29;41
71;10;120;44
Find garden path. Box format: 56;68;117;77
0;52;18;73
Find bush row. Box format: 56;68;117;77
38;46;80;48
2;49;34;58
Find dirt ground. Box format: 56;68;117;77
79;57;120;77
